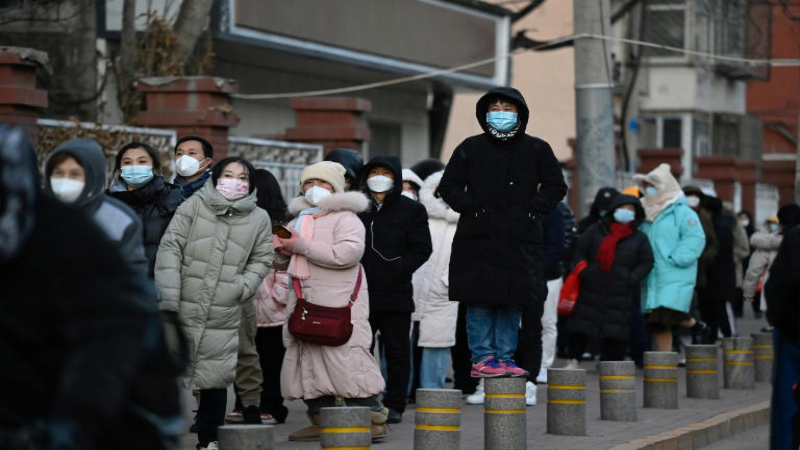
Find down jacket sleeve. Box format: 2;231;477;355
400;205;433;277
629;234;654;285
154;196;198;312
668;207;706;268
293;213;365;269
742;249;771;298
439;144;479;214
529;140;568;215
240;220;274;302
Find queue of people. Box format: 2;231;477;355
2;83;799;450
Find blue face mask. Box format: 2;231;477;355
644;187;658;196
599;210;607;217
614;208;636;224
486;111;518;132
121;165;154;187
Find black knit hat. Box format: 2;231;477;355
410;159;445;182
777;204;800;227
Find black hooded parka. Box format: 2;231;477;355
569;195;654;340
439;87;568;307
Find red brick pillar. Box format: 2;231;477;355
0;47;48;147
636;149;684;177
762;160;796;205
694;157;738;203
285;97;371;154
736;160;757;214
136;76;239;161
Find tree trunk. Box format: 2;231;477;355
173;0;216;67
72;0;98;120
119;0;136;75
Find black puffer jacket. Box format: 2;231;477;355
765;225;800;344
569;195;654;340
109;176;183;278
439;87;568;307
358;155;432;313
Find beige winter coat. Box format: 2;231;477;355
279;191;385;400
412;171;459;348
155;182;274;390
742;230;782;310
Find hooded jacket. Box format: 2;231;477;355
44;139;148;276
569;195;654;340
109;175;184;278
358;155;433;313
412;171;460;348
439;87;568;307
577;187;620;234
634;164;706;313
682;186;719;289
742;230;782;304
154;181;274;390
324;148;364;189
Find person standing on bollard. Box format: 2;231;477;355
564;195;653;369
633;164;711;352
439;87;567;381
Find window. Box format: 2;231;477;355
637;115;684;149
644;0;687;57
662;118;682;148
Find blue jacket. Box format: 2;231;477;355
639;197;706;313
542;203;566;280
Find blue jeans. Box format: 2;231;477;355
466;305;522;364
420;347;451;389
771;329;800;450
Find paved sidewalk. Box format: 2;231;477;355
179;310;773;449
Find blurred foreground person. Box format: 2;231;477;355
0;126;179;450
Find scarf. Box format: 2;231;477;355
287;207;325;279
488;125;519;141
595;222;634;273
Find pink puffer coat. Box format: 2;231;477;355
279;191;385;400
254;269;290;327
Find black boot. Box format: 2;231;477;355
242;405;262;424
691;321;713;345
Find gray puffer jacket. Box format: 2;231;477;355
155;181;273;390
742;230;782;309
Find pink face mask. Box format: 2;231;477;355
216;178;249;200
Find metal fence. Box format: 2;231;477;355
37;118;177;184
227;136;324;200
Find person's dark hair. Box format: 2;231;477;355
737;210;755;237
211;157;257;193
410;159;445;182
115;142;162;173
777;204;800;228
175;135;213;159
253;168;289;223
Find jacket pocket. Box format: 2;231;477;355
456;208;491;239
515;211;542;244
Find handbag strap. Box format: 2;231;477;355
292;264;364;309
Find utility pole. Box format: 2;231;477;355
573;0;616;218
795;111;800;204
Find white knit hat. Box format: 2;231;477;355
300;161;346;193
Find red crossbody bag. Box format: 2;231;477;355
288;265;363;346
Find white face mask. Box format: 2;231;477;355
739;219;750;228
686;195;701;208
175;155;208;177
401;191;418;201
50;178;84;203
304;185;332;206
367;175;394;193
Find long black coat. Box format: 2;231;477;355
569;195;654;340
358;155;433;313
109;175;183;278
765;225;800;343
439;87;568;307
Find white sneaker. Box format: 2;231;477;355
201;442;219;450
536;368;548;384
466;379;485;405
564;359;580;370
525;381;537;406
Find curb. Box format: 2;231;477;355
609;400;770;450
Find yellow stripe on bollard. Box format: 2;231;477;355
754;345;773;349
416;407;460;414
484;409;526;414
600;389;632;393
755;355;774;359
687;369;717;374
644;365;677;370
485;393;525;399
547;384;586;390
724;350;754;354
687;358;717;362
547;399;586;404
320;427;371;433
599;375;634;379
645;377;677;382
415;424;460;432
321;447;370;450
724;361;754;365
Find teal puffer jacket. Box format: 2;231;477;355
639;197;706;314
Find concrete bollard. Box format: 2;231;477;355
320;406;371;450
484;377;527;449
752;332;774;383
723;337;755;389
218;424;274;450
685;345;719;399
547;368;587;435
598;361;636;422
414;389;461;450
643;352;678;409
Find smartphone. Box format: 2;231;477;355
273;223;292;239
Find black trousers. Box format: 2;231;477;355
197;388;227;447
451;305;479;394
233;326;288;423
698;287;732;341
514;299;545;383
370;311;411;412
570;333;626;362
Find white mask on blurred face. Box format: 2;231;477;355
175;155;208;177
686;195;700;208
50;178;84;203
304;185;331;206
401;191;418;201
367;175;394;193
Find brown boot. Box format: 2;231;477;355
371;407;389;441
289;414;320;442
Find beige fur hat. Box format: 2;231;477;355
300;161;346;193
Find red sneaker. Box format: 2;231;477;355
498;359;529;377
471;357;506;377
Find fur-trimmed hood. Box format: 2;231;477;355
419;171;459;224
402;169;425;190
288;191;370;216
633;163;684;222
